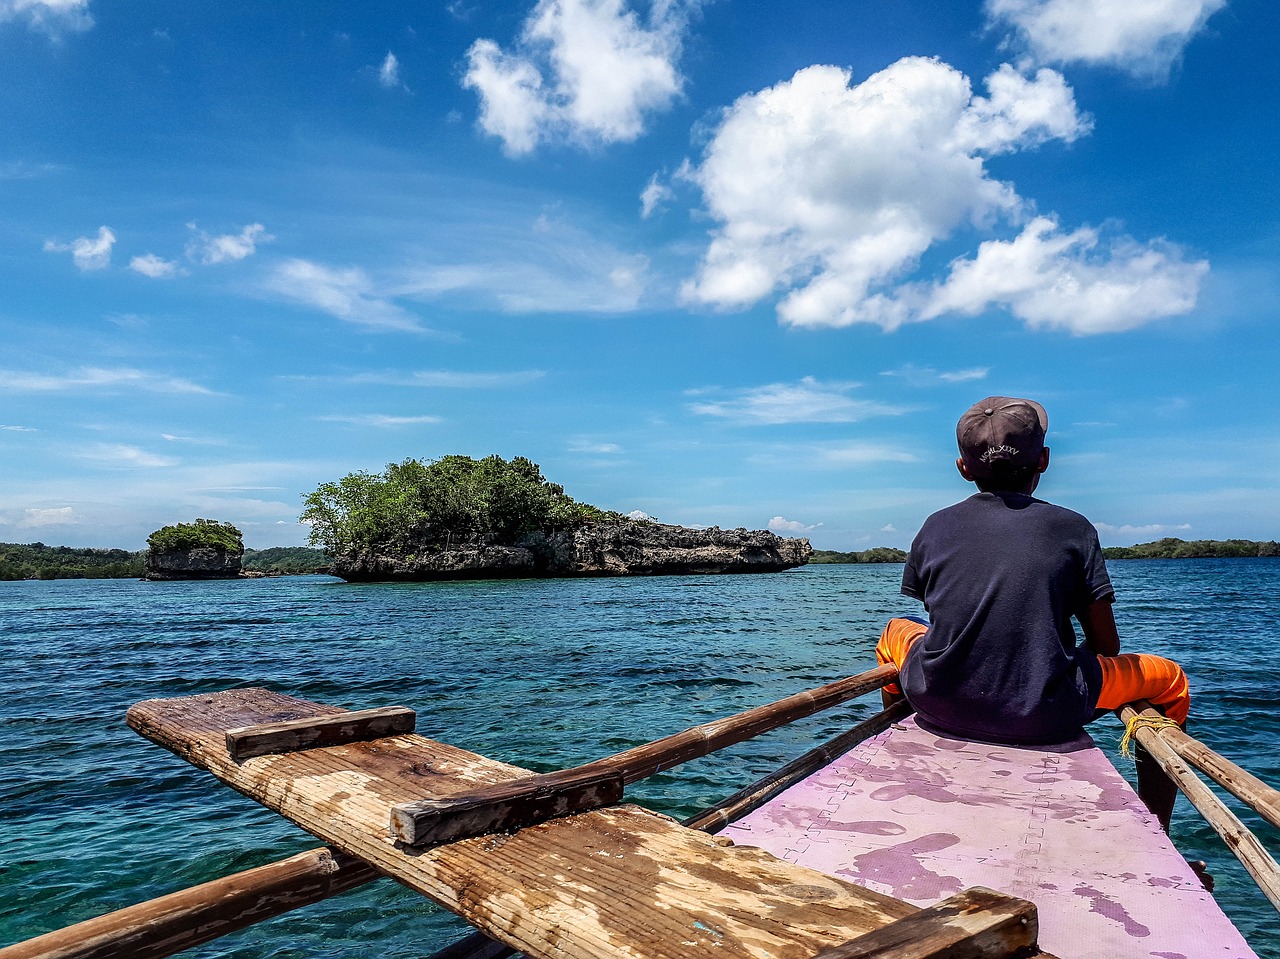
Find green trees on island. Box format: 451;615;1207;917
146;518;244;555
301;454;622;555
0;543;145;580
811;548;909;564
1103;538;1280;560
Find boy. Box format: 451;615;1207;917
876;396;1190;830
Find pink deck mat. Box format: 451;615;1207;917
721;715;1258;959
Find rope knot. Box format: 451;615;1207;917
1120;714;1180;759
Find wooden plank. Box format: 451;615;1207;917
226;705;416;760
126;687;929;959
1119;703;1280;914
811;887;1037;959
391;767;625;847
391;664;898;845
0;848;377;959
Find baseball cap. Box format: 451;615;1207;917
956;396;1048;478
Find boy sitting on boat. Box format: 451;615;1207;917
875;396;1191;831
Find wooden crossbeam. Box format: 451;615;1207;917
226;705;416;760
391;663;897;846
811;888;1037;959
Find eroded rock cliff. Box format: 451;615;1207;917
330;522;811;582
144;544;245;580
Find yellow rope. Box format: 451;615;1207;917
1120;713;1181;759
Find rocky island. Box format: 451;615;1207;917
304;455;811;583
144;519;253;581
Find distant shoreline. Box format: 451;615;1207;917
3;537;1278;579
814;538;1280;564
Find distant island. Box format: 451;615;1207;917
303;454;810;581
1102;537;1280;560
811;548;908;564
812;538;1280;563
0;542;329;581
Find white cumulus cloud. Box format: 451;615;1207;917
688;377;909;425
1094;521;1192;541
0;0;92;35
681;58;1204;334
920;216;1209;334
16;506;77;528
768;516;822;533
187;222;272;265
462;0;698;155
44;225;115;271
263;258;425;332
130;253;184;278
985;0;1227;81
81;444;180;468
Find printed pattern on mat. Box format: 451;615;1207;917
720;716;1257;959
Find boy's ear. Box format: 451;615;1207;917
956;456;976;483
1037;446;1051;473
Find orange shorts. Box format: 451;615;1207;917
874;617;1190;724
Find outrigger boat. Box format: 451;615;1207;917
3;663;1277;959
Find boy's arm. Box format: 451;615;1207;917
1079;596;1120;657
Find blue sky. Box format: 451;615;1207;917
2;0;1277;551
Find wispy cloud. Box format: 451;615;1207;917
0;0;92;36
815;442;919;467
44;225;115;271
394;214;650;314
130;253;185;278
985;0;1226;82
569;440;623;454
881;364;991;386
0;367;213;394
262;258;426;332
187;222;272;264
1;424;37;432
80;444;180;468
688;377;909;425
378;51;406;89
337;369;546;388
462;0;701;156
317;413;442;427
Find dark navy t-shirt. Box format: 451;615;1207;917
900;491;1114;745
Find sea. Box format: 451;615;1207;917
1;561;1277;958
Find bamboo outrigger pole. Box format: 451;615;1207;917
0;848;377;959
2;664;900;959
1119;701;1280;913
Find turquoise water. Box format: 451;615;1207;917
1;562;1277;957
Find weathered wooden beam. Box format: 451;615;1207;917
391;663;898;846
1119;702;1280;913
226;705;415;761
391;767;625;847
684;699;913;833
809;887;1038;959
0;848;378;959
